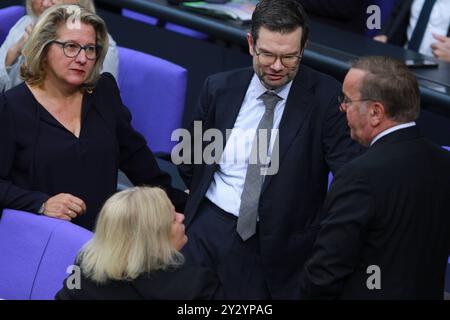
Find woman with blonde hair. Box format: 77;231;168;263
0;5;186;230
56;187;221;299
0;0;118;92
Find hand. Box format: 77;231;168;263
431;33;450;62
5;24;33;67
43;193;86;221
373;35;388;43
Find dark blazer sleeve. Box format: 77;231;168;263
177;76;212;189
0;94;50;212
101;73;187;211
299;164;374;299
322;86;364;174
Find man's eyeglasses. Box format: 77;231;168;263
338;92;376;112
51;41;100;61
253;46;302;68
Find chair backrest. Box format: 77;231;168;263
0;209;92;300
118;46;187;155
0;5;25;44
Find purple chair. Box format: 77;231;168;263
0;5;25;45
117;46;187;155
0;209;92;300
122;9;209;40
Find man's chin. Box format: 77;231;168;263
262;77;288;90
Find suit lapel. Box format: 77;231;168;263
262;66;316;192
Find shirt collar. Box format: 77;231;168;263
370;122;416;146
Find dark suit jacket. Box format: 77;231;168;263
381;0;450;46
299;126;450;299
55;264;222;300
0;73;186;230
178;66;362;299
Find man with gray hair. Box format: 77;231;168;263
299;56;450;299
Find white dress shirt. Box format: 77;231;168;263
205;74;292;216
407;0;450;57
0;15;119;92
370;122;416;146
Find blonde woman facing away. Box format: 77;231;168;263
56;187;222;300
0;0;118;92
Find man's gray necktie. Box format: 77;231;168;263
237;91;282;241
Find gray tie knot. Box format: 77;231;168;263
260;91;282;113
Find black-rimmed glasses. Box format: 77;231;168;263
51;41;100;61
253;46;302;68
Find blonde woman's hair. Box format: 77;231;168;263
26;0;96;17
78;187;184;284
20;4;108;87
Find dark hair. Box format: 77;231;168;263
251;0;309;51
351;56;420;122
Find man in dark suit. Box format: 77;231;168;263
299;56;450;299
177;0;361;299
374;0;450;62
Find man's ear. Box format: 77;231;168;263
247;33;254;56
369;102;385;126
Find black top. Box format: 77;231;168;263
55;263;222;300
0;73;186;230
